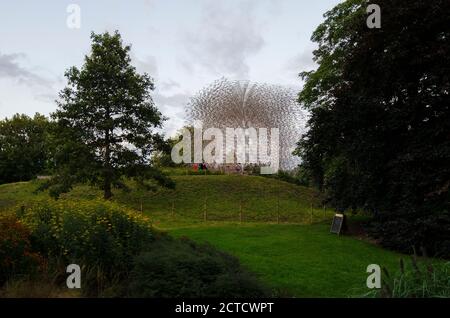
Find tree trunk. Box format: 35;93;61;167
104;174;112;200
104;127;112;200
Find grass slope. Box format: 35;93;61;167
170;223;404;297
0;175;335;228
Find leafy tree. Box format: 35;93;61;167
153;125;206;167
296;0;450;257
0;113;51;184
152;130;185;168
45;31;174;199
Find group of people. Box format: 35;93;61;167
192;163;208;171
191;163;250;174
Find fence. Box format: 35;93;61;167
135;182;335;225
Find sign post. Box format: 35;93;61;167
330;213;346;235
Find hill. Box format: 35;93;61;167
0;174;335;229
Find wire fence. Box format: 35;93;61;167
135;184;335;225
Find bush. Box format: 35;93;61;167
6;199;268;298
127;237;269;298
10;199;158;296
261;169;309;186
0;215;44;285
16;199;155;274
368;211;450;259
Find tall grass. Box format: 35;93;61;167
364;258;450;298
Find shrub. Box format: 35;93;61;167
127;237;269;298
261;169;308;186
368;211;450;259
8;199;268;298
12;199;158;296
16;199;155;274
0;215;44;285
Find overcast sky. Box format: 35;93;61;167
0;0;341;136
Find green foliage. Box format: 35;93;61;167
11;198;159;296
2;197;272;297
0;215;44;285
365;259;450;298
127;237;269;298
296;0;450;257
262;169;310;187
46;31;173;199
16;199;155;273
0;113;52;184
152;130;185;168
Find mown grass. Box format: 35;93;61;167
0;175;335;228
169;223;408;297
0;182;45;210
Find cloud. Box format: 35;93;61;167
160;79;181;91
0;51;51;87
182;0;267;78
34;93;58;104
153;91;191;137
154;92;189;109
283;47;318;87
287;48;317;74
133;54;159;77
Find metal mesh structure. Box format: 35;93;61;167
186;78;306;170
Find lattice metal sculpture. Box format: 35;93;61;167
186;78;305;170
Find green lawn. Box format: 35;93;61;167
169;223;404;297
0;175;336;228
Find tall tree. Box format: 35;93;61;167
296;0;450;257
47;31;173;199
0;113;51;184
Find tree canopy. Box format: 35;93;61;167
44;31;174;199
296;0;450;257
0;113;51;184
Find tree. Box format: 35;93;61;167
296;0;450;257
0;113;51;184
46;31;174;199
151;127;190;168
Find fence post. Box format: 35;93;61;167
203;196;207;222
277;187;280;224
239;199;243;223
171;200;175;218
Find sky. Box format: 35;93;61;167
0;0;341;137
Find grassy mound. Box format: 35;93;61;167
0;175;335;228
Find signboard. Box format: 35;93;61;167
330;213;345;235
